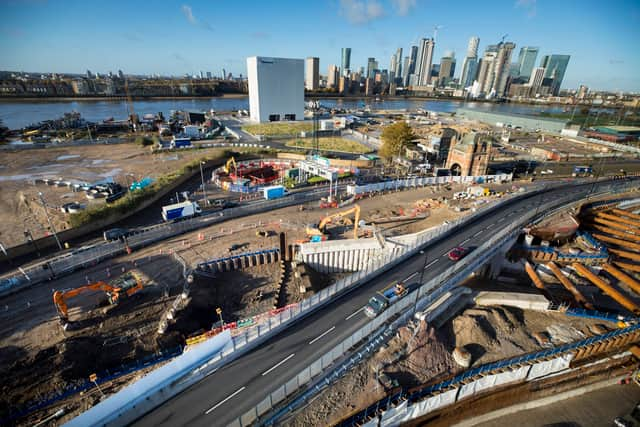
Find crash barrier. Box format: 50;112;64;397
336;321;640;427
346;173;513;196
48;180;639;424
0;189;325;297
239;181;639;426
195;248;280;274
2;344;184;425
64;331;231;427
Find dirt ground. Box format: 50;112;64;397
0;143;230;247
0;182;523;425
284;297;617;427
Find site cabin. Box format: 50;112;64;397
263;185;289;200
161;201;202;221
364;282;408;318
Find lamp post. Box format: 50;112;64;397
216;307;224;328
38;192;62;250
199;161;209;205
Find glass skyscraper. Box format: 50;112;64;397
542;54;571;95
517;47;539;80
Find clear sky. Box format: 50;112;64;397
1;0;639;92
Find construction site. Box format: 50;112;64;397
1;176;525;426
279;194;640;427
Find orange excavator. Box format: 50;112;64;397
53;272;144;323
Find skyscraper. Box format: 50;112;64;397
460;36;480;89
516;47;539;80
490;41;516;96
327;64;339;89
438;53;456;86
415;38;435;86
542;54;571;95
341;48;351;76
477;50;497;94
402;45;418;86
528;66;545;94
366;57;378;79
305;57;320;90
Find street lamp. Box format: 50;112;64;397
38;192;62;250
216;307;224;328
199;161;209;205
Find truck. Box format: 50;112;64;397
170;137;192;149
161;201;201;221
364;282;408;318
263;185;289;200
572;165;593;177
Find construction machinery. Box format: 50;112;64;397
53;272;144;325
224;156;237;175
306;204;361;239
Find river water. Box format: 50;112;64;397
0;97;571;130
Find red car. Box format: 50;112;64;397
448;247;467;261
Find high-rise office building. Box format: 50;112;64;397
341;48;351;76
490;41;516;96
305;57;320;90
516;47;539;80
327;64;339;89
247;56;304;123
415;38;435;86
541;54;570;95
389;47;403;83
477;51;497;94
402;45;418;86
460;36;480;89
438;53;456;86
528;66;545;94
577;84;589;100
366;57;378;79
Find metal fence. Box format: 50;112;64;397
229;179;637;426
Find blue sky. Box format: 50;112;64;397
1;0;639;92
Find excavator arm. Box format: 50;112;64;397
53;281;115;321
316;205;361;238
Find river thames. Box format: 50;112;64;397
0;97;572;130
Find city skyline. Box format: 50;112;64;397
1;0;639;92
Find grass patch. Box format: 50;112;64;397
242;122;313;136
285;137;372;154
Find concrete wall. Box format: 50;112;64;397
247;57;304;123
276;152;375;169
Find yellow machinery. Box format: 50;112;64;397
306;205;361;239
224;156;237;175
53;272;144;323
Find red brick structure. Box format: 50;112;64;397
445;132;492;176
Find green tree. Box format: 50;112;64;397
379;121;416;160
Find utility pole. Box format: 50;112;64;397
199;161;209;205
38;192;62;250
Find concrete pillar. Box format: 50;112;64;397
224;259;232;272
279;232;287;261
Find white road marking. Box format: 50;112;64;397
204;368;218;378
459;238;470;245
309;326;336;345
425;259;438;269
497;217;506;222
345;307;363;320
404;272;417;281
262;353;295;376
473;230;483;237
486;223;495;229
205;386;246;414
442;252;450;257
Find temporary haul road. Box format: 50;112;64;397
132;181;628;427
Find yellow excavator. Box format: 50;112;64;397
306;204;361;239
224;156;237;175
53;272;144;324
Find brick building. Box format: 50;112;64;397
446;132;492;176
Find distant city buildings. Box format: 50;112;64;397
327;64;339;89
438;52;456;86
247;56;304;123
541;54;571;95
460;36;479;89
341;48;351;76
516;47;539;80
415;38;435;86
305;57;319;90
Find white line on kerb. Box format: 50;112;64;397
309;326;336;345
345;307;363;320
262;353;295;376
425;259;438;269
473;230;483;237
205;386;246;414
405;272;417;281
459;238;470;245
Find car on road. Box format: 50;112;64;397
103;228;130;242
447;246;468;261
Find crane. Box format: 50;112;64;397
306;205;361;239
433;25;443;42
500;33;509;44
124;78;139;130
53;272;144;324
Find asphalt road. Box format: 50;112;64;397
133;180;627;427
